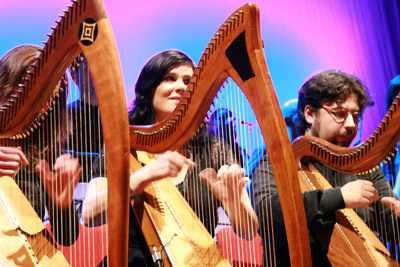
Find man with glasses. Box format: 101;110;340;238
253;70;400;266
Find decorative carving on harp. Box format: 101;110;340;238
0;0;130;266
292;94;400;266
129;3;311;267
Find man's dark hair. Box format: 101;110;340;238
297;70;372;135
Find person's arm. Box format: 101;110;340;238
82;177;108;226
36;154;81;245
252;155;346;259
81;151;194;225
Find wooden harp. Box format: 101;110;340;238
292;94;400;266
0;0;130;266
129;3;311;267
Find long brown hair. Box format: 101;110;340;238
0;45;41;104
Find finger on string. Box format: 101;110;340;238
169;152;195;169
0;160;20;170
239;177;249;190
184;157;195;168
199;168;218;183
381;196;397;209
0;147;28;165
217;165;229;178
0;170;16;176
16;147;29;165
361;179;373;186
0;153;22;163
35;160;53;182
54;154;73;170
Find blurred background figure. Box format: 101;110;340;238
282;98;300;141
382;75;400;196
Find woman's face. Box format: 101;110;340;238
152;64;193;122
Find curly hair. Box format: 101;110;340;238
128;50;194;125
297;70;372;135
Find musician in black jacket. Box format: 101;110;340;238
253;70;400;266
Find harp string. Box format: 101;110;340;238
178;78;273;266
225;79;275;266
67;55;108;266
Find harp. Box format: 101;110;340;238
0;0;130;266
292;94;400;266
129;3;311;267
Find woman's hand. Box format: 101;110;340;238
200;164;258;239
36;154;81;209
130;151;194;194
199;164;246;205
0;146;28;177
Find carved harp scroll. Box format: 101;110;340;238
292;96;400;266
130;3;311;267
0;0;130;266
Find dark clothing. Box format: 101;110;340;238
128;208;154;267
252;154;397;267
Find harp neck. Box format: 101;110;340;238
292;95;400;173
130;3;311;266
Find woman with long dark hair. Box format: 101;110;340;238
84;49;258;266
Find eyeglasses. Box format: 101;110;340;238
321;106;361;124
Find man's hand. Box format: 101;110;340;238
341;179;379;208
381;196;400;217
